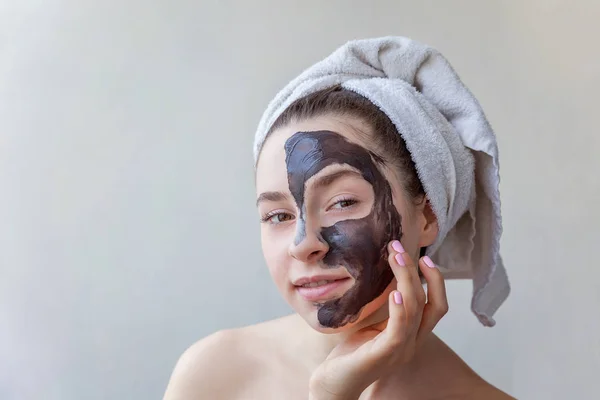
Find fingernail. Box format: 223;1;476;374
394;253;406;266
394;291;403;304
391;240;404;253
423;256;436;268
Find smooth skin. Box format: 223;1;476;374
163;115;515;400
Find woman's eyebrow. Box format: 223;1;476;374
256;170;363;206
256;191;290;207
310;169;363;192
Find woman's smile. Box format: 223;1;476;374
294;276;354;302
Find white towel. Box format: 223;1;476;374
253;36;509;327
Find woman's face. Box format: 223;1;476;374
256;114;431;333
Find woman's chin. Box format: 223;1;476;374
296;288;394;334
302;308;373;334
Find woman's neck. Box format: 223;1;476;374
321;303;392;348
295;307;466;375
295;303;392;368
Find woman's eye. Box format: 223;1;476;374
262;212;295;225
331;199;358;210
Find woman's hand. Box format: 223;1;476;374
308;240;449;400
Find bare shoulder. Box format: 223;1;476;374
401;335;516;400
162;329;250;399
469;381;516;400
162;317;294;400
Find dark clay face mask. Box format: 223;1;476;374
284;130;403;328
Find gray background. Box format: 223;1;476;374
1;0;599;399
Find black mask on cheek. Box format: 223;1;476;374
284;131;403;328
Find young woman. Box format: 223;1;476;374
164;37;513;399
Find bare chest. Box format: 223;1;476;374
235;369;482;400
234;363;414;400
236;361;311;400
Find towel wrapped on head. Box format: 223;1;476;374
253;36;509;327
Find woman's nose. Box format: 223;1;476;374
288;221;329;264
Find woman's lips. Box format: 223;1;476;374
295;278;352;301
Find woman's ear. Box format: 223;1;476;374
417;198;438;247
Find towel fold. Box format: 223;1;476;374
254;36;509;326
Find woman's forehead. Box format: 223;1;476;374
255;117;370;193
262;115;373;158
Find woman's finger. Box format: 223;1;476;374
387;241;423;330
382;289;407;350
417;256;449;337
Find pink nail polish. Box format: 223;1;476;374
395;253;406;266
392;240;405;253
394;291;403;304
423;256;436;268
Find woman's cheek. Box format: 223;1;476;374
397;220;420;256
263;229;292;286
